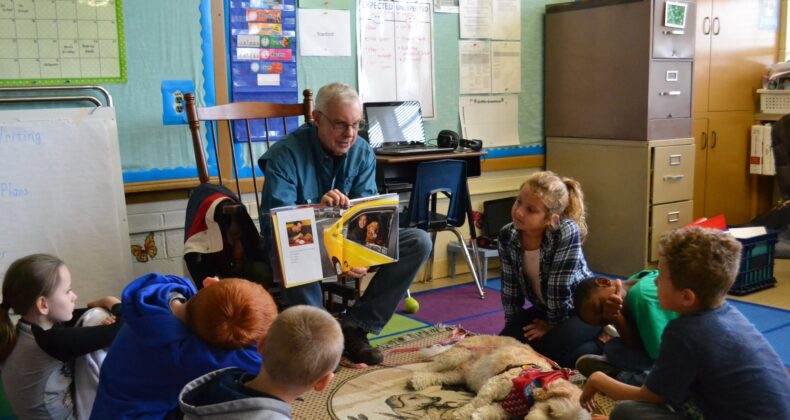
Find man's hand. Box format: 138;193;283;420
523;318;551;341
343;266;369;279
603;279;624;322
321;189;350;208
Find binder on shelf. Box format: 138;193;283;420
750;124;763;174
762;123;776;176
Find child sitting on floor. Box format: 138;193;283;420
90;274;278;419
573;270;678;385
580;227;790;420
179;305;344;419
498;171;601;368
0;254;123;420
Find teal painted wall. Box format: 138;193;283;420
111;0;565;184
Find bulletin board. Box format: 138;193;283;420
0;0;127;86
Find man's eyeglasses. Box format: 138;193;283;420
318;111;367;132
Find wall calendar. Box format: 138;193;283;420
0;0;126;86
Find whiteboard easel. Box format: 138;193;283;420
0;106;132;303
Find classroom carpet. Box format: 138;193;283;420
369;278;790;370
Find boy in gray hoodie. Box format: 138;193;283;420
179;305;344;419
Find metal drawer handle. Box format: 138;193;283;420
659;91;682;96
662;29;685;35
663;175;685;182
669;154;682;166
702;17;711;35
667;211;680;223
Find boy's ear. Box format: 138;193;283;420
313;371;334;392
202;277;220;288
594;277;613;287
680;288;697;308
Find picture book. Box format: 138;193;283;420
270;194;400;288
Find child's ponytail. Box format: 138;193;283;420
0;254;64;362
0;301;15;363
562;177;588;240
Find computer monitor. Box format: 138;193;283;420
363;101;426;148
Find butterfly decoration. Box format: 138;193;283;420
131;232;158;263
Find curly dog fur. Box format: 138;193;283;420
408;336;589;420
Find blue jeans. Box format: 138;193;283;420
604;337;654;386
610;401;684;420
500;306;602;368
282;227;432;334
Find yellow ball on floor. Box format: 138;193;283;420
403;297;420;314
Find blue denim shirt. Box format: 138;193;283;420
258;123;378;239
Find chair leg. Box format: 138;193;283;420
447;227;485;299
421;230;438;283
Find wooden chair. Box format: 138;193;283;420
182;90;313;290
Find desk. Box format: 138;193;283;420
375;150;486;193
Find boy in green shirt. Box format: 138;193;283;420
573;270;678;385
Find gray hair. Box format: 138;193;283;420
315;82;362;113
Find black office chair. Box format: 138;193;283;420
402;159;485;298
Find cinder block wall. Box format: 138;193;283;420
125;168;536;280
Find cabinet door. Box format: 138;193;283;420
708;0;778;112
693;0;712;113
693;118;709;219
704;113;753;224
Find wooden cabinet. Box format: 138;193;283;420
694;0;778;113
693;112;755;224
693;0;778;223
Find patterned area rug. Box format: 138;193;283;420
292;326;615;419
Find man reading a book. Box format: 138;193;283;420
258;82;432;366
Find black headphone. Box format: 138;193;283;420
437;130;483;151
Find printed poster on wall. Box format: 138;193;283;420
357;0;436;118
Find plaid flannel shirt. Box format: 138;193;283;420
497;218;592;326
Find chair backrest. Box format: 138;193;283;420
184;89;314;209
403;159;470;229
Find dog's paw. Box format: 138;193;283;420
470;404;508;420
408;373;433;391
452;403;476;420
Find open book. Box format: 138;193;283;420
270;194;400;288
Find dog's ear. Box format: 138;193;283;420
532;383;574;401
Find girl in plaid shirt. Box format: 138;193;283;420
498;171;601;367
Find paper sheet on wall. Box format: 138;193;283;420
357;0;435;118
434;0;459;13
460;95;519;147
459;40;491;94
298;9;351;56
492;0;520;40
492;41;520;93
459;0;491;39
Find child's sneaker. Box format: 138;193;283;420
576;354;620;378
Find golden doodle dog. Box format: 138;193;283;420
408;336;590;420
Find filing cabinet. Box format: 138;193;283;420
546;137;695;276
545;0;695;141
545;0;697;275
